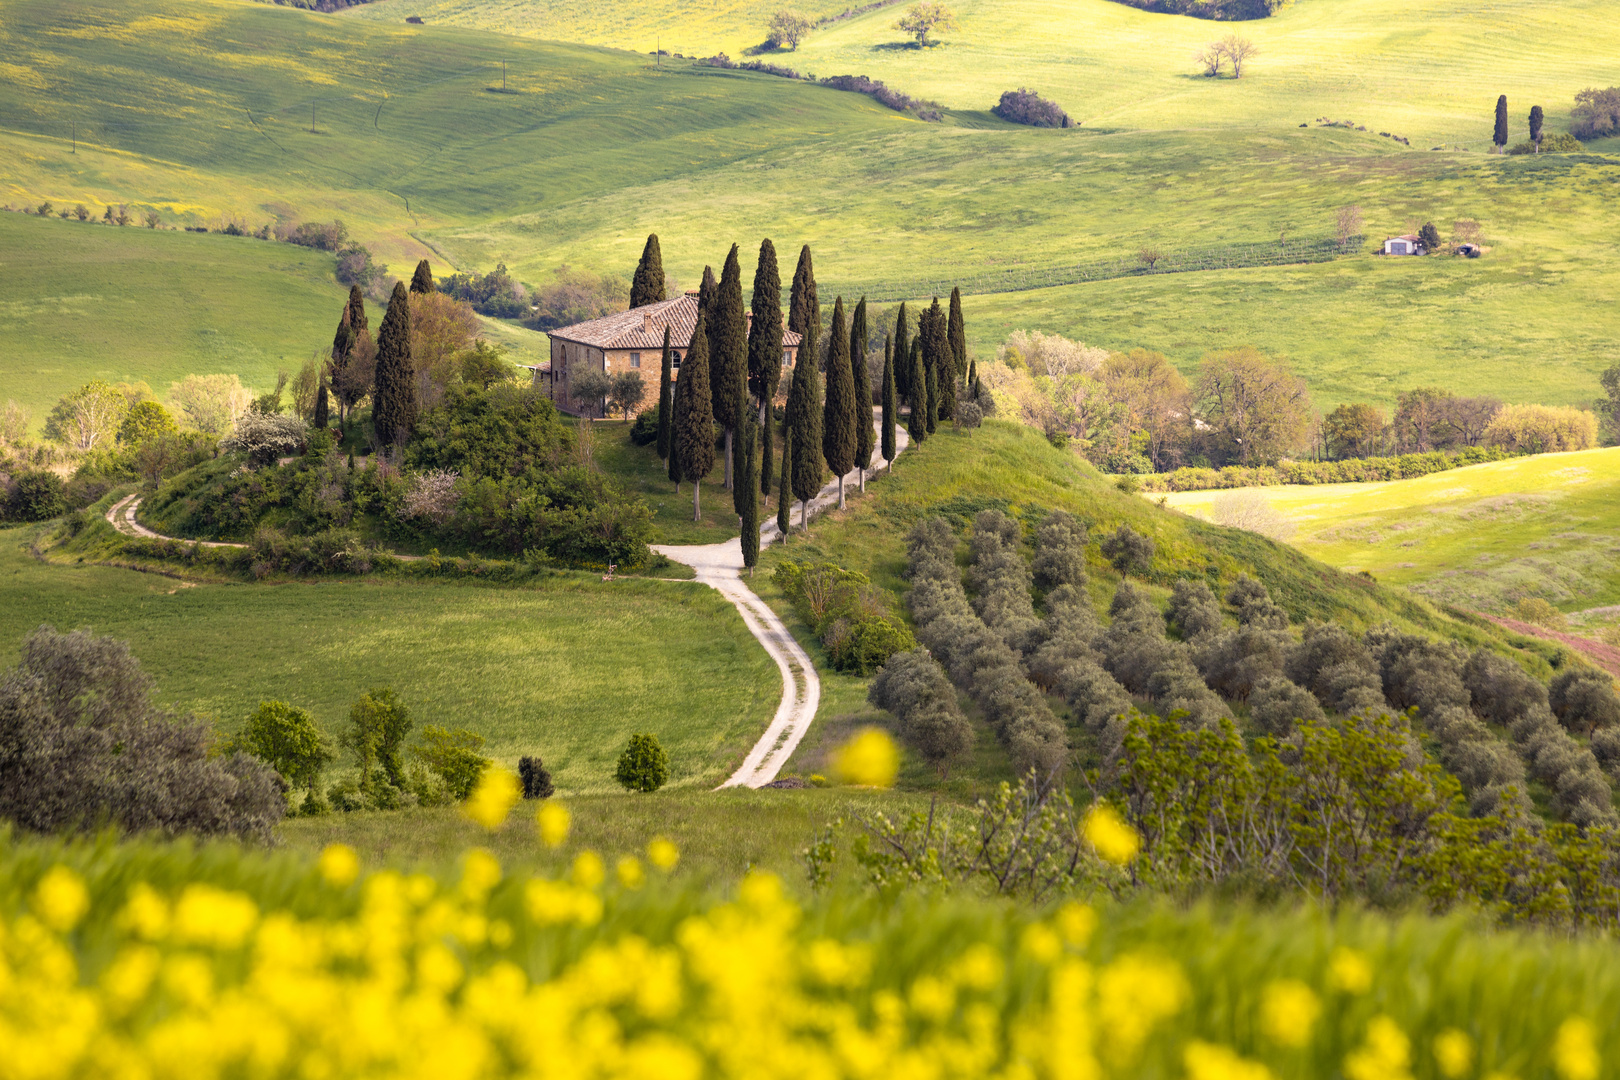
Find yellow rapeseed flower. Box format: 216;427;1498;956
1185;1040;1275;1080
1083;804;1141;865
537;800;571;848
32;865;90;933
1553;1017;1600;1080
1057;901;1097;947
1259;979;1321;1048
573;851;606;890
1021;923;1062;963
465;767;521;830
954;943;1004;991
1434;1028;1475;1078
171;884;258;949
831;727;900;787
317;843;360;888
1097;953;1189;1064
1345;1015;1412;1080
617;856;645;890
1328;946;1373;995
461;848;503;898
120;881;170;941
647;836;680;871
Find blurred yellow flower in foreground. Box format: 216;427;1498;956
1345;1015;1412;1080
1328;945;1373;994
464;767;521;830
1433;1028;1474;1079
1554;1017;1599;1080
617;856;645;890
537;800;571;848
1185;1040;1274;1080
32;865;89;932
317;843;360;887
1260;979;1321;1048
1083;803;1141;865
572;851;605;889
647;836;680;870
832;727;899;787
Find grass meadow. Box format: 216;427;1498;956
1160;447;1620;616
1;523;777;793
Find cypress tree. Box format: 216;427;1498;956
787;245;819;342
947;286;967;378
673;311;717;521
314;382;329;429
697;265;718;326
776;425;793;539
748;240;784;498
967;357;977;391
880;334;897;468
410;259;434;295
919;306;938;435
822;298;858;510
630;234;667;308
907;335;927;444
738;413;760;573
789;324;823;529
712;245;748;491
1529;104;1544;151
851;297;875;490
892;302;910;401
925;298;956;422
372;281;416;450
655;326;674;465
328;302;355;426
1494;95;1508;152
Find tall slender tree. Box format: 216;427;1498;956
892;301;911;401
655;327;674;466
697;265;718;324
967;358;977;392
673;312;717;521
314;382;329;429
924;298;956;423
907;335;927;444
410;260;435;295
711;245;748;491
920;306;938;435
328;286;369;427
372;282;416;451
851;297;875;491
789;324;823;529
1529;104;1544;151
737;413;760;574
748;240;784;499
947;286;967;378
788;245;819;344
1494;95;1509;152
880;335;897;469
630;234;667;308
776;424;793;539
822;298;858;510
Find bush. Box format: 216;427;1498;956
1549;669;1620;737
1099;524;1154;578
1140;445;1521;491
777;561;916;674
992;88;1074;128
630;405;661;446
1248;675;1325;735
868;649;974;774
221;413;308;467
519;755;554;799
1513;597;1566;629
1507;132;1584;154
615;733;669;792
2;470;66;521
1571;86;1620;140
411;724;491;800
817;74;942;122
0;626;284;840
440;263;529;318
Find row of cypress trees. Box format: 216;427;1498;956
324;259;436;451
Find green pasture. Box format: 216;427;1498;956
1159;447;1620;614
0;524;777;793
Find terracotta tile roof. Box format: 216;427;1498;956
547;295;802;351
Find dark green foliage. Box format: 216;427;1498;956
892;302;910;401
2;471;66;522
711;244;749;435
1571;86;1620;139
615;732;669;792
788;244;819;340
441;263;530;319
1099;524;1154;578
0;626;283;841
1494;94;1508;149
1032;510;1088;591
313;382;329;428
739;415;761;572
947;286;967;378
674;312;717;517
1419;222;1442;252
1549;668;1620;737
906;332;927;445
822;297;858;492
881;335;897;464
243;700;333;793
1166;579;1222;640
776;428;793;535
747;239;784;409
410;259;434;295
789;325;824;506
629;234;667;309
851;298;875;475
372;282;416;449
923;298;956;422
1529;104;1544;146
344;687;412;790
868;649;973;774
518;755;554;799
776;561;917;674
631;403;661;445
411;724;490;800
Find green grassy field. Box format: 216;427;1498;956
1160;447;1620;616
1;523;776;792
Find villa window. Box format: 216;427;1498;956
630;352;641;368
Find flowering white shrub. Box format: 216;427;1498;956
220;412;307;466
402;468;461;524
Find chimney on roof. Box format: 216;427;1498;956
642;312;653;333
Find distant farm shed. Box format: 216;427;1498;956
1383;235;1425;255
405;15;423;23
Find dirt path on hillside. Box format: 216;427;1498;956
106;494;247;548
657;414;909;789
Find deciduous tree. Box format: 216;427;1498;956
244;701;333;795
609;371;646;421
1100;525;1154;579
822;298;858;509
767;8;812;49
44;381;127;452
1218;35;1258;78
1195;347;1310;466
1322;402;1385;459
674;312;717;521
372;282;416;450
894;0;958;46
169;374;252;436
629;234;667;308
1100;349;1190;472
117;400;178;447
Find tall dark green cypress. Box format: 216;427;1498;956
822;298;857;509
776;426;793;539
787;245;819;343
737;414;760;574
712;245;748;491
372;281;416;450
630;234;666;308
655;327;674;465
789;324;823;528
892;302;910;401
1529;104;1544;150
673;311;717;521
925;298;956;423
1494;94;1509;152
850;297;874;490
947;286;967;378
907;335;927;444
880;335;897;467
697;265;717;327
748;240;784;499
314;382;329;429
410;260;434;295
346;285;368;336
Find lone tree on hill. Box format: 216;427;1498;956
615;733;669;792
410;259;435;295
1218;35;1258;78
655;326;674;465
1494;95;1509;152
1418;222;1442;253
630;234;667;308
712;244;749;491
851;297;875;490
907;333;927;445
372;282;416;450
1529;104;1545;151
788;245;819;345
892;302;910;400
822;297;858;509
767;9;812;49
674;311;717;520
894;0;958;46
947;287;967;378
738;413;761;574
748;239;784;499
1101;525;1155;579
881;335;897;468
789;324;824;528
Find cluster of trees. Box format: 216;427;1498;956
1571;86;1620;140
775;562;916;674
13;200;159;228
1319;388;1598;460
1193;35;1258;78
1106;0;1281;21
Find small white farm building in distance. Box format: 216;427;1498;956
1383;234;1426;255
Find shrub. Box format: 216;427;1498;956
818;75;943;122
992;88;1073;128
1099;524;1154;578
242;701;333;795
0;626;284;840
1549;669;1620;737
1461;649;1548;727
1507;132;1584;154
868;649;974;774
1248;675;1325;735
824;612;918;675
954;401;983;429
1512;597;1566;629
3;470;66;521
411;724;491;800
221;412;307;467
1031;510;1088;591
778;561;916;673
1571;86;1620;140
519;755;554;799
1482;404;1598;454
629;404;661;445
615;733;669;792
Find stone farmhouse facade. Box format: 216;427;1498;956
540;294;803;418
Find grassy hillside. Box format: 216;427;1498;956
1161;447;1620;615
1;523;777;793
